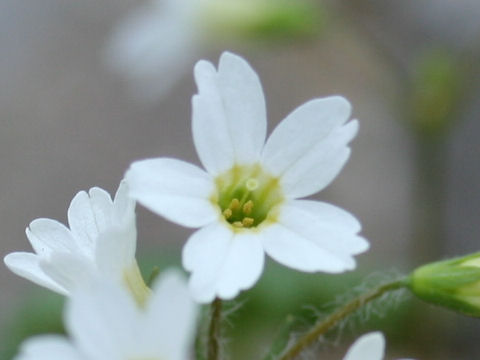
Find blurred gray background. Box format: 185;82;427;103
2;0;480;358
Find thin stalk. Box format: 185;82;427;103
207;298;223;360
279;278;408;360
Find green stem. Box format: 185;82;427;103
207;298;223;360
278;278;408;360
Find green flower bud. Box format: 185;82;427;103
408;252;480;317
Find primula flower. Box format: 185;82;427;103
13;270;197;360
4;181;149;303
127;52;368;302
343;332;414;360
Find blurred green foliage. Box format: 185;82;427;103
1;291;65;360
203;0;326;42
409;49;464;140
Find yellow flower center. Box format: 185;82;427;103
213;164;284;230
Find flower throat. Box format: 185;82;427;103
213;164;283;229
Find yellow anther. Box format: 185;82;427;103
229;198;240;210
223;208;232;219
232;221;244;228
242;200;254;215
242;217;254;227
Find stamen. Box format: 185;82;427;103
242;200;254;215
232;221;244;228
223;208;232;219
229;198;240;210
242;217;254;227
214;164;284;230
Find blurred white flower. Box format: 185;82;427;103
343;332;414;360
127;52;368;303
4;181;148;303
13;270;197;360
105;0;201;102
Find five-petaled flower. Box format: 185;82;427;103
127;52;369;303
13;270;197;360
4;181;149;304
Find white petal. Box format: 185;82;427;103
127;158;218;228
262;224;350;273
26;219;77;257
112;180;136;224
66;280;139;359
262;97;357;198
192;52;267;175
182;223;264;302
67;188;114;256
143;270;197;360
261;199;367;273
283;200;369;255
40;253;96;294
95;221;137;278
15;335;82;360
343;332;385;360
266;200;368;271
4;252;67;295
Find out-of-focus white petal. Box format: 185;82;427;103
95;223;137;278
14;335;83;360
66;280;139;360
192;52;267;175
4;253;67;295
262;97;357;198
26;219;77;257
105;0;199;102
182;223;264;302
282;200;369;255
127;158;218;228
343;332;385;360
40;253;96;293
143;270;197;360
67;188;114;257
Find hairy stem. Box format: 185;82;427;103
279;278;408;360
207;298;223;360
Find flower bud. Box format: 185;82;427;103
408;252;480;317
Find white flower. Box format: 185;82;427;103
105;0;201;102
4;181;148;302
343;332;414;360
126;52;369;303
13;270;197;360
